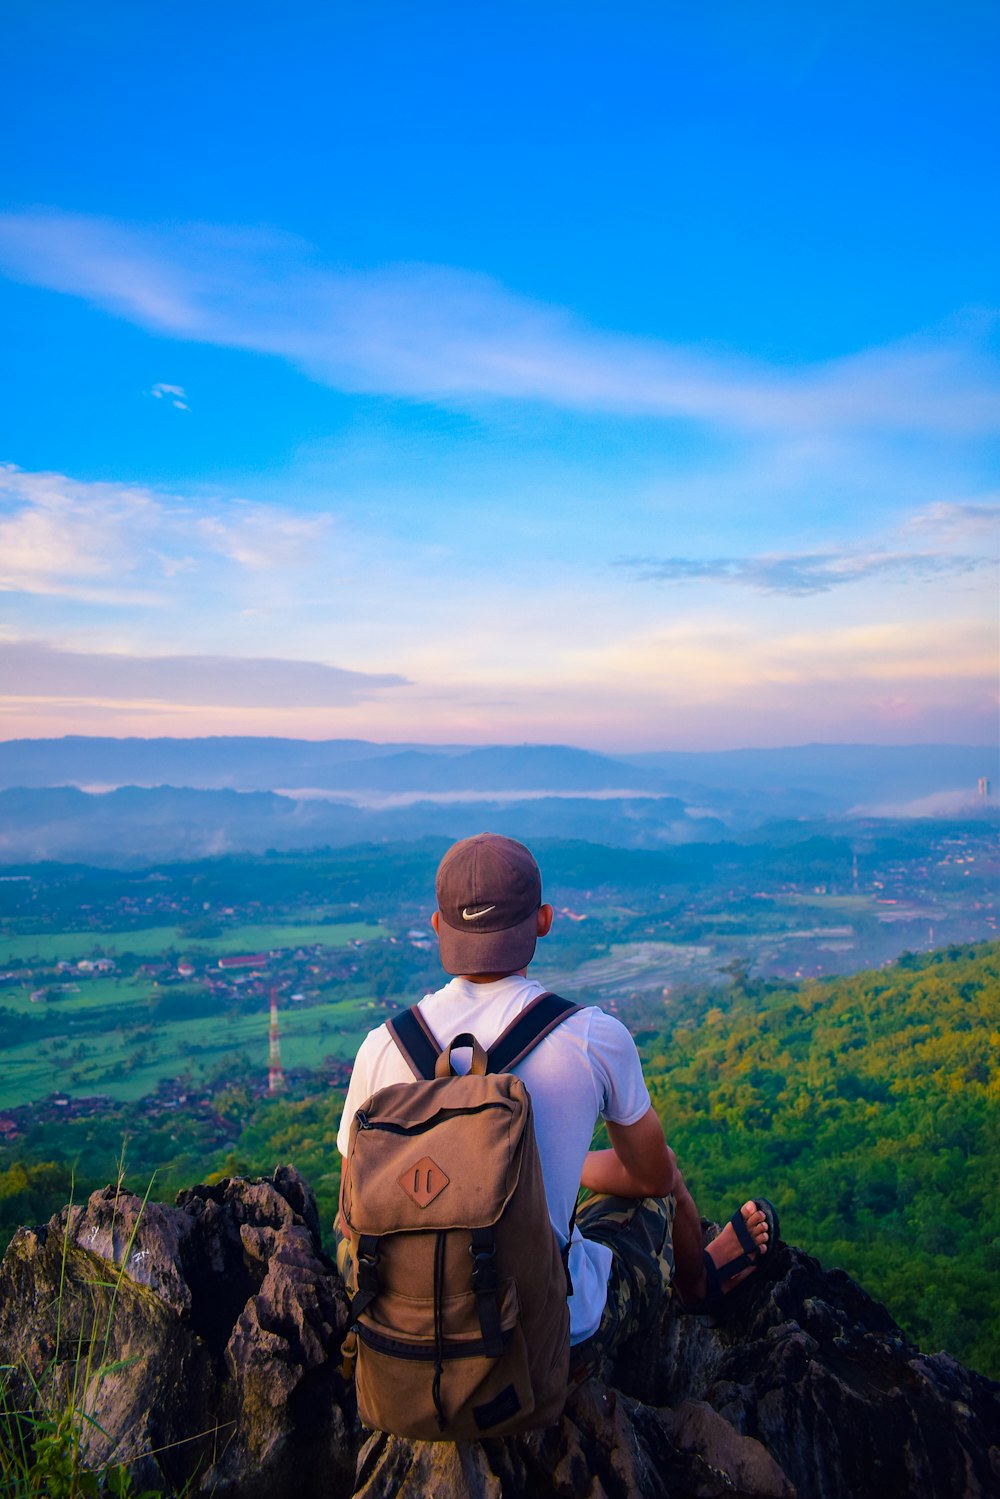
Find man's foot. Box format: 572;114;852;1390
684;1198;779;1312
704;1201;769;1293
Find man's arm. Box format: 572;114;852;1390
581;1107;716;1298
579;1106;675;1199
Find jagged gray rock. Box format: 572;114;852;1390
353;1382;793;1499
1;1168;998;1498
0;1167;355;1497
651;1249;1000;1498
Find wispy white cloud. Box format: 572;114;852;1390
903;497;1000;543
617;496;1000;595
0;463;169;603
577;615;998;694
0;210;997;436
195;503;331;570
617;548;992;595
360;612;998;748
0;463;336;601
0;639;407;707
150;381;188;410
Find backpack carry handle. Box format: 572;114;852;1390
388;993;583;1081
434;1032;488;1078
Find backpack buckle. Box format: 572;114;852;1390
470;1244;498;1294
357;1249;380;1293
347;1234;383;1327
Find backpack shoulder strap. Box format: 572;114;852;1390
386;1004;442;1080
486;991;581;1074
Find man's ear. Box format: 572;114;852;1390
431;910;440;935
537;903;554;938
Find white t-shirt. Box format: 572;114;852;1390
336;974;651;1344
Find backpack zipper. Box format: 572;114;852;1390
355;1102;506;1136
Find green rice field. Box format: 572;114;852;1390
0;913;392;1109
1;975;153;1016
0;920;384;965
0;993;377;1109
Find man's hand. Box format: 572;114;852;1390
580;1106;675;1199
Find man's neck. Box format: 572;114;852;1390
460;967;530;985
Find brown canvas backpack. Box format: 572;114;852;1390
338;992;581;1440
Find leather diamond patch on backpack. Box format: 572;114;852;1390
398;1156;450;1207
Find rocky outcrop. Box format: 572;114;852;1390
352;1380;793;1499
0;1167;355;1498
1;1168;997;1498
626;1249;1000;1498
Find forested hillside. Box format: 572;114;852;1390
642;941;1000;1377
2;943;997;1378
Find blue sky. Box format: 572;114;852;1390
1;1;997;748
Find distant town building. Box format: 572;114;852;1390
218;953;268;970
978;777;991;799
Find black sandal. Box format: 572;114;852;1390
685;1197;780;1313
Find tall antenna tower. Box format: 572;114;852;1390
268;988;285;1093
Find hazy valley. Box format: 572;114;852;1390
0;737;996;863
1;736;998;1383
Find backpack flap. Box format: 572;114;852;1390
341;1071;528;1237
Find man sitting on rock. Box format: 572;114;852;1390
336;832;775;1383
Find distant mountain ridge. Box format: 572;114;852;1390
0;736;994;803
0;738;994;863
624;742;999;805
0;784;696;864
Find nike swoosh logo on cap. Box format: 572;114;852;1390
462;905;496;920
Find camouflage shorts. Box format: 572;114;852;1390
567;1191;677;1385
